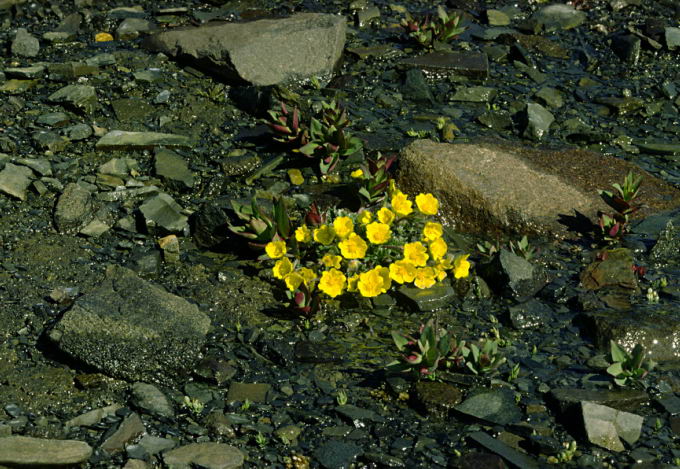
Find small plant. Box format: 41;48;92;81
183;396;204;415
241;398;252;411
464;339;506;376
597;172;643;243
401;6;467;50
387;319;468;379
606;340;656;387
267;101;309;148
405;128;430;138
507;362;520;382
476;239;501;259
336;389;348;406
267;100;363;175
547;441;577;464
508;235;536;261
352;152;397;206
254;432;267;449
228;196;292;249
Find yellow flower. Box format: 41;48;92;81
357;266;390;297
414;267;437;289
265;240;287;259
351;169;364;178
287;168;304;185
295;225;312;243
358;210;373;225
434;266;447;281
391;191;413;217
377;207;395;225
298;267;317;286
403;242;429;267
313;224;335;245
378;266;392;292
272;257;293;279
338;233;368;259
389;260;416;284
416;193;439;215
366;222;391;244
284;272;303;291
333;216;354;239
422;222;443;242
318;269;346;298
321;254;342;269
347;274;359;292
453;254;471;279
429;238;448;260
95;32;114;42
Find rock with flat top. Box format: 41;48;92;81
397;139;680;238
0;436;92;466
143;13;345;86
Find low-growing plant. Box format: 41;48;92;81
387;319;468;379
336;389;348;406
266;99;363;175
264;188;471;314
401;6;467;50
183;396;204;415
547;441;578;464
228;196;291;248
508;235;536;261
464;339;506;376
507;362;520;382
597;171;643;243
606;340;655;387
351;152;397;206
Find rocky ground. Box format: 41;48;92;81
2;0;680;468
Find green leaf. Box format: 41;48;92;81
298;142;318;156
610;340;628;363
391;331;410;351
607;362;624;377
273;197;290;239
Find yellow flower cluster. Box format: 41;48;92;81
265;190;471;301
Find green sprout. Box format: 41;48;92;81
507;363;520;382
241;398;252;411
182;396;204;415
336;390;348;406
606;340;655;387
598;172;643;243
464;339;506;376
508;235;535;261
254;432;267;449
401;6;467;50
547;441;577;464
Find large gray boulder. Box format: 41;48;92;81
143;13;346;86
397;139;680;238
49;265;211;384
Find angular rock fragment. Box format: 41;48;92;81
48;265;211;384
162;443;244;469
48;84;98;114
143;13;345;86
0;163;33;200
54;183;94;234
581;401;643;452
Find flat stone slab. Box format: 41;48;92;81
0;163;33;200
162;442;244;469
400;51;489;80
143;13;345;86
96;130;192;150
0;436;92;466
397;139;680;238
49;265;211;384
550;388;649;413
